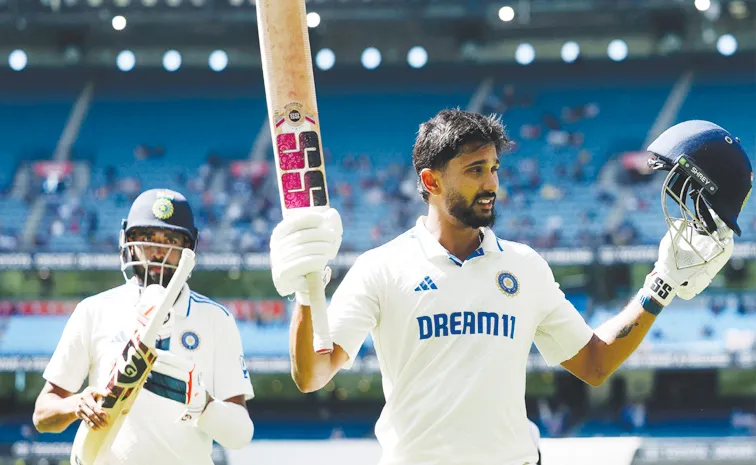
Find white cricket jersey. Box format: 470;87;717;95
327;217;594;465
43;280;254;465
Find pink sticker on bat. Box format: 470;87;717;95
281;172;312;209
277;133;305;170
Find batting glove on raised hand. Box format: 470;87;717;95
643;217;734;307
269;208;342;305
144;349;208;426
675;221;734;301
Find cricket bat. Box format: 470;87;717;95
257;0;333;354
70;248;196;465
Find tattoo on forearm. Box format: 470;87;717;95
617;322;640;339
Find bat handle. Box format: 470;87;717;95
306;271;333;354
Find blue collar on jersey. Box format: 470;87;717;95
413;216;503;266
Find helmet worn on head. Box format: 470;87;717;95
122;189;199;246
647;120;752;237
119;189;199;286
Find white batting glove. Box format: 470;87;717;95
144;349;208;426
269;208;342;305
676;226;734;301
643;217;734;307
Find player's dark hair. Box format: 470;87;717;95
413;108;511;202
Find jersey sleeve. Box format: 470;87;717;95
327;253;381;369
211;312;255;402
533;255;594;367
42;302;92;393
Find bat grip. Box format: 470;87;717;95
306;271;333;354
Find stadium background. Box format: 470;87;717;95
0;0;754;464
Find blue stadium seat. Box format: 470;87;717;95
11;71;751;252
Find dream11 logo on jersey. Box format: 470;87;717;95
275;104;328;209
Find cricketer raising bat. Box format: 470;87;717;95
70;248;197;465
256;0;333;354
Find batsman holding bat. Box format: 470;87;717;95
270;115;752;465
33;189;254;464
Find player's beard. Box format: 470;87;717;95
447;189;496;228
133;264;176;287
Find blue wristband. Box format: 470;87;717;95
639;293;664;316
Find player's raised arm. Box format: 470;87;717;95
561;217;733;385
555;121;751;386
269;209;345;391
289;302;350;392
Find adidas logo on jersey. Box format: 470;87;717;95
414;276;438;292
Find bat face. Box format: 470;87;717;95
71;335;156;465
101;334;157;410
257;0;335;353
256;0;330;214
274;106;328;210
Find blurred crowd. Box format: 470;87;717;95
0;84;752;255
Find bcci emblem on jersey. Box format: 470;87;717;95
181;331;200;351
496;271;519;296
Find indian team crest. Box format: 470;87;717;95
152;197;174;220
181;330;200;351
496;271;519;296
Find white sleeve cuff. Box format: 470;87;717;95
196;400;254;449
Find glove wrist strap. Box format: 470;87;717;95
637;291;665;316
642;270;676;308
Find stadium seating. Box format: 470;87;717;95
626;74;756;244
76;96;266;249
6;69;749;252
0;99;73;244
0;68;753;363
0;197;28;247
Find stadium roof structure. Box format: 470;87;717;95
0;0;753;68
